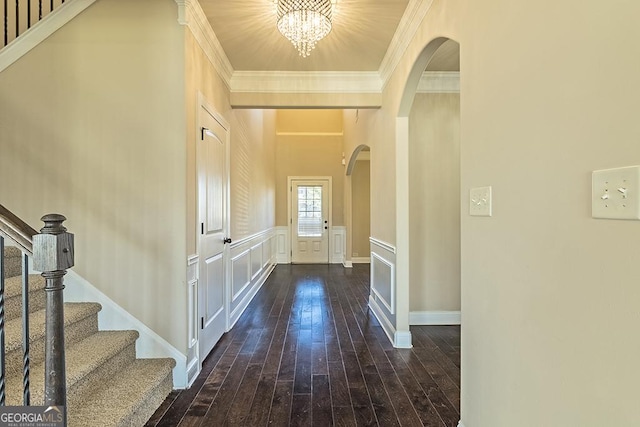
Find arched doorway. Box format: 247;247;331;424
394;37;461;347
345;144;371;266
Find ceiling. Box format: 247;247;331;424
199;0;412;72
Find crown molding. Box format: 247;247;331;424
378;0;435;90
416;71;460;93
230;71;382;94
175;0;234;88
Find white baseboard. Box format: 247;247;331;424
343;260;353;268
409;310;461;325
351;257;370;264
64;270;188;389
394;330;413;348
368;295;395;345
457;422;465;427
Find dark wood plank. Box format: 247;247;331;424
153;265;461;427
290;393;312;426
268;380;294;426
312;374;333;426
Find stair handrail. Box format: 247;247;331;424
0;204;37;255
0;204;71;419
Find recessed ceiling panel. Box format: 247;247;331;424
200;0;410;72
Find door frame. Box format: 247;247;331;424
195;92;231;364
287;176;333;263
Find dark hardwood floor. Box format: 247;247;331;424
146;264;460;427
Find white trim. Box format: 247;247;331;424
330;226;346;264
175;0;234;88
186;357;199;387
64;270;188;389
368;295;395;345
394;330;413;349
343;260;353;268
187;254;199;266
371;252;395;314
0;0;99;73
416;72;460;93
369;237;397;254
230;71;381;94
275;226;290;264
275;131;344;137
351;257;371;264
230;228;274;250
231;249;251;302
409;311;461;325
457;422;465;427
378;0;435;89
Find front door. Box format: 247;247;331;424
197;102;228;363
291;179;330;263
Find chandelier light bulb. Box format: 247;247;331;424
276;0;333;57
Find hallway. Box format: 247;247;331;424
147;265;460;427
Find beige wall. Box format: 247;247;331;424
409;93;460;312
351;160;370;257
0;0;187;350
363;0;640;424
275;111;345;226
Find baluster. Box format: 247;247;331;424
38;0;42;20
0;236;5;406
14;0;18;38
33;214;73;413
27;0;31;28
3;0;7;46
21;254;30;405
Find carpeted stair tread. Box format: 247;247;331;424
69;358;176;427
4;302;101;353
3;274;46;321
5;330;139;406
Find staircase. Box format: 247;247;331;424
2;225;175;426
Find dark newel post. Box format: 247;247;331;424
33;214;73;410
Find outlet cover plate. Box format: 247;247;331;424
592;166;640;220
470;186;492;217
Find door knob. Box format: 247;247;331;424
223;237;232;244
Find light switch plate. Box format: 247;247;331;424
592;166;640;219
470;186;492;217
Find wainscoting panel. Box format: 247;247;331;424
186;255;199;385
369;237;397;346
371;252;394;314
251;243;262;280
331;226;346;264
409;311;461;325
231;249;251;302
229;229;277;327
275;226;290;264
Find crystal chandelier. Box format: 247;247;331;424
276;0;333;58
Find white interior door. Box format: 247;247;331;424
197;103;229;362
291;179;330;263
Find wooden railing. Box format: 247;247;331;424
2;0;67;48
0;204;72;410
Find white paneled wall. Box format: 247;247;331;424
276;225;345;264
229;229;277;327
368;237;401;347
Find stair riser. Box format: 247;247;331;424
3;254;22;279
67;343;137;413
118;373;174;427
4;314;99;379
4;287;46;322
